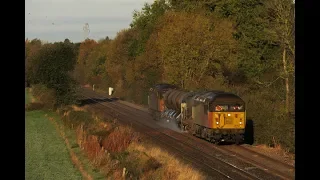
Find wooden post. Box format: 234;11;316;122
122;167;126;178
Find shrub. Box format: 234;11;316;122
25;102;44;111
101;126;140;153
66;111;93;128
31;84;56;110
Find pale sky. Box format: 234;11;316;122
25;0;154;43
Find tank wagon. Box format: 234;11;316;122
148;83;246;144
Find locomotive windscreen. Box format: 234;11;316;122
209;93;245;112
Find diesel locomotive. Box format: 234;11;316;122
148;83;246;144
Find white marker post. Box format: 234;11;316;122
108;87;114;96
93;84;95;91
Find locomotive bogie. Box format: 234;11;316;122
192;124;245;144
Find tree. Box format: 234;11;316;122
25;39;43;85
129;0;170;57
106;29;136;92
86;39;111;86
64;38;71;44
30;42;78;106
156;11;237;89
74;39;98;84
266;0;295;115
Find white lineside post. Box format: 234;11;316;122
122;167;126;178
93;84;95;91
109;87;114;96
181;103;187;131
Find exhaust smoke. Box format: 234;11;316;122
155;109;186;133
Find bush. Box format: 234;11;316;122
101;126;140;153
239;87;295;153
32;84;56;110
25;102;44;111
63;110;93;128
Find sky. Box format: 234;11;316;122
25;0;155;43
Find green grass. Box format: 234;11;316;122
25;110;82;180
25;88;105;180
25;89;82;180
50;112;106;180
25;88;32;104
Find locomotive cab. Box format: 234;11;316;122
192;92;246;144
209;94;246;130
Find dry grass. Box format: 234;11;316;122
60;105;206;179
252;137;295;166
101;126;140;153
112;169;125;180
76;126;112;168
74;119;123;178
71;105;87;112
269;137;295;161
128;142;206;180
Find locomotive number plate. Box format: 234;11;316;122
225;118;233;124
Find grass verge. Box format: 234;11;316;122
25;110;83;180
25;88;104;180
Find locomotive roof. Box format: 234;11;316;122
153;83;179;91
193;90;244;104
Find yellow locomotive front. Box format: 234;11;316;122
192;92;246;144
211;104;245;130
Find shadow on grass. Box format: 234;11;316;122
77;98;119;107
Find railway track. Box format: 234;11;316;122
217;145;295;179
78;88;294;180
160;129;294;180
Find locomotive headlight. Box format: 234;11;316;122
240;122;242;124
228;114;231;116
216;122;219;124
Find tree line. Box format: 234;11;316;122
25;0;295;152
